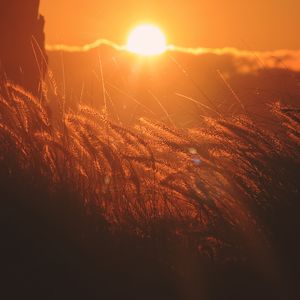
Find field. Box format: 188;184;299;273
1;78;299;299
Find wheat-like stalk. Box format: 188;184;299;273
0;81;299;260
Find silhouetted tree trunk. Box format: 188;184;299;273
0;0;47;97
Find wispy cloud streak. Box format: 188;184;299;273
46;39;125;52
168;45;300;71
46;39;300;72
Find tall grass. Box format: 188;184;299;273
0;80;299;298
1;80;300;244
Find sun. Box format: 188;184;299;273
126;24;167;56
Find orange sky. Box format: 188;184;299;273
40;0;299;50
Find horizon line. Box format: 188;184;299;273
45;39;300;72
46;38;300;57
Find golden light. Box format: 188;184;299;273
126;24;167;56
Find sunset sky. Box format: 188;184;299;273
40;0;299;50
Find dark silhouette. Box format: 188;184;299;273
0;0;47;97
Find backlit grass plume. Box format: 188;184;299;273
0;81;299;262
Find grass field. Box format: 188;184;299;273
1;80;299;299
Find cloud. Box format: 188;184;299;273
168;45;300;72
46;39;125;52
46;39;300;72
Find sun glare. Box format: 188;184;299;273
126;24;167;56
